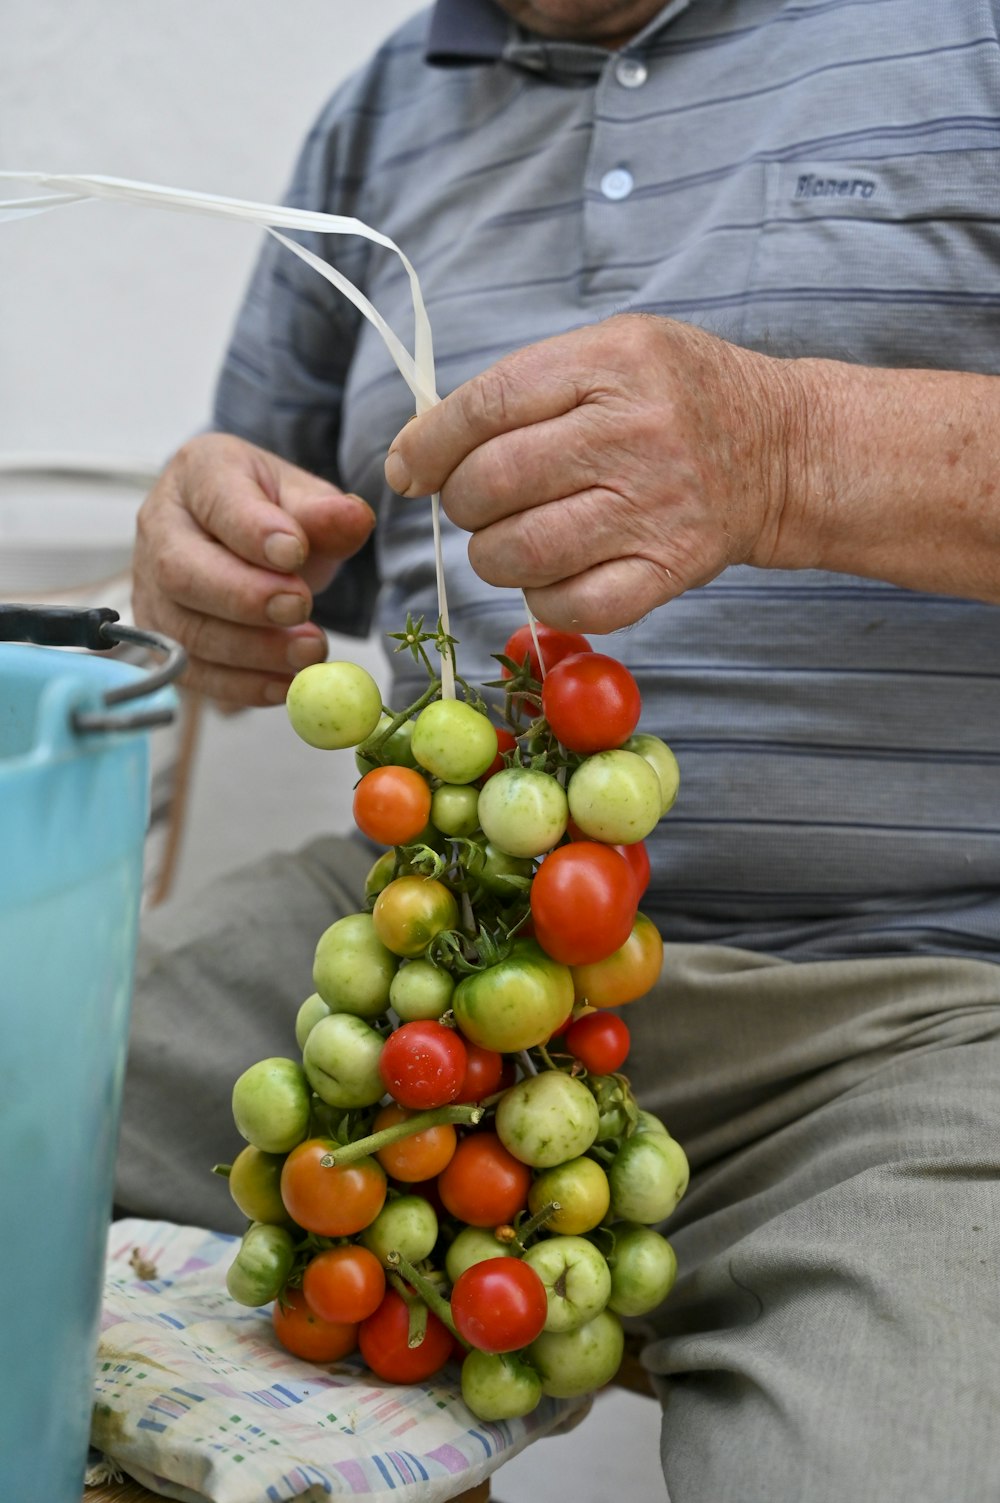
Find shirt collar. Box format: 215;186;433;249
426;0;691;68
426;0;510;65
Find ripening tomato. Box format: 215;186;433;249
371;1102;458;1181
353;765;432;846
273;1287;358;1362
280;1140;387;1236
530;842;636;966
302;1245;386;1325
452;1042;506;1103
451;941;573;1053
501;624;592;682
564;1011;631;1074
358;1289;454;1383
570;912;664;1008
437;1132;532;1227
372;875;459;957
378;1020;468;1109
450;1258;549;1354
540;653;641;753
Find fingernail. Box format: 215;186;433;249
264;532;305;571
384;449;412;495
266;592;309;625
264;681;289;705
345;492;376;523
287;636;326;670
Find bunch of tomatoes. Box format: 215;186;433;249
218;618;689;1422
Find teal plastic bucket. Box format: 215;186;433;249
0;613;180;1502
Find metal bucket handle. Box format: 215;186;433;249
0;603;186;732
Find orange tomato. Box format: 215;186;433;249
371;1102;458;1181
569;912;664;1008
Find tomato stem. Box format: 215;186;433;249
510;1199;561;1249
357;679;441;764
211;1163;232;1178
318;1103;483;1167
384;1251;468;1346
406;1296;429;1348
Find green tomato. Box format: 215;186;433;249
364;849;398;900
452;941;573;1053
313;912;396;1017
285;661;383;750
225;1221;295;1307
477;768;568;857
528;1156;610;1235
431;783;481;837
445;1226;518;1284
523;1235;612;1333
633;1108;671;1137
463;839;535;898
227;1144;291;1226
623;733;680;815
495;1072;600;1168
301;1012;385;1108
461;1349;542;1422
389;958;455;1021
355;713;417;774
361;1195;438;1265
609;1132;690;1224
411;700;498;783
231;1057;311;1154
607;1222;678;1317
527;1309;625;1398
294;992;330;1051
566;750;662;845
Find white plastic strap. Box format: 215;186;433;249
0;170;456;695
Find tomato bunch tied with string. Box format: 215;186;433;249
218;612;688;1421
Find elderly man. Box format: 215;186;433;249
121;4;1000;1499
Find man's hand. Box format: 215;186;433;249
133;433;375;706
383;314;802;633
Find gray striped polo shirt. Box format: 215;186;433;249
215;0;1000;962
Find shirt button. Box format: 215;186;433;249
600;167;634;201
615;57;648;88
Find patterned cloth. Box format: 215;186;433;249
92;1220;582;1503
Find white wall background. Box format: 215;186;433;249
1;0;425;459
1;1;423;890
1;10;667;1496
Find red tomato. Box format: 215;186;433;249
452;1042;505;1103
541;653;641;753
371;1102;457;1181
501;624;591;681
353;765;432;846
437;1132;532;1227
616;840;651;903
272;1287;358;1362
564;1011;631;1074
530;842;637;966
378;1020;468;1109
480;726;518;782
450;1258;548;1354
302;1245;386;1325
570;912;665;1008
280;1140;387;1237
358;1289;454;1383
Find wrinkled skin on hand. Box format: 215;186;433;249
132;433;374;706
385;314;805;635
